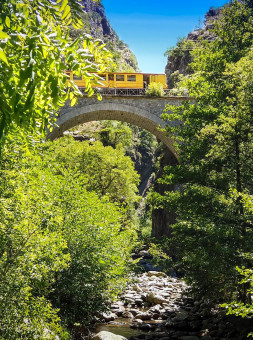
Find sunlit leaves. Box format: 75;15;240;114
0;160;70;338
0;30;10;39
43;137;140;209
0;0;111;150
0;139;137;334
0;48;8;65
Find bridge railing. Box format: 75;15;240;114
78;87;172;97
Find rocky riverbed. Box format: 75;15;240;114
92;271;251;340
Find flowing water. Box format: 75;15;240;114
95;318;144;338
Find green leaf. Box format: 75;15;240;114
62;5;71;21
60;0;68;14
0;30;10;40
5;16;11;28
0;48;9;65
97;93;102;101
70;96;77;106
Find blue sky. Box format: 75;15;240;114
102;0;228;73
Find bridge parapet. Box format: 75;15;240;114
79;87;173;97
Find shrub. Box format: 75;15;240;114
145;82;165;97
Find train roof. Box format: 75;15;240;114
66;70;166;76
98;72;166;76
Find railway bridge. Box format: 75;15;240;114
48;91;190;159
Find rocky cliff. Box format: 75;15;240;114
165;6;222;88
78;0;139;72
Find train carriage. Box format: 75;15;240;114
66;72;168;89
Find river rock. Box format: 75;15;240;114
128;308;140;316
135;312;152;321
101;312;117;322
146;292;167;305
132;284;142;292
172;310;189;322
140;323;152;331
96;269;250;340
92;331;127;340
122;311;134;319
139;250;150;257
132;318;143;325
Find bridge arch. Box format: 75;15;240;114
48;96;183;160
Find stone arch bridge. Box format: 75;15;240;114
48;94;189;160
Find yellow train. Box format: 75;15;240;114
66;72;168;89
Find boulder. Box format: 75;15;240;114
135;312;152;321
172;310;189;322
132;318;143;325
122;311;134;319
128;308;140;316
140;323;152;331
92;331;127;340
101;312;116;322
146;292;167;305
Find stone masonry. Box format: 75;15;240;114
48;95;189;160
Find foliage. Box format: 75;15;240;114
67;119;159;199
164;37;196;59
0;0;111;150
168;86;188;96
0;149;70;339
0;137;139;337
145;82;165;97
98;120;133;149
43;136;140;209
221;193;253;336
148;240;172;273
159;0;253;304
106;40;139;72
38;138;138;329
50;182;136;329
164;37;196;88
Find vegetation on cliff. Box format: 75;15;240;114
70;0;139;72
164;6;221;88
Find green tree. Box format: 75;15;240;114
0;137;139;337
0;0;110;149
98;121;133;149
0;150;70;339
159;0;253;303
50;178;136;330
43;137;140;209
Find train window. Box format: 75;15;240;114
100;74;106;81
127;75;136;82
116;75;124;81
73;74;82;80
108;74;114;81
